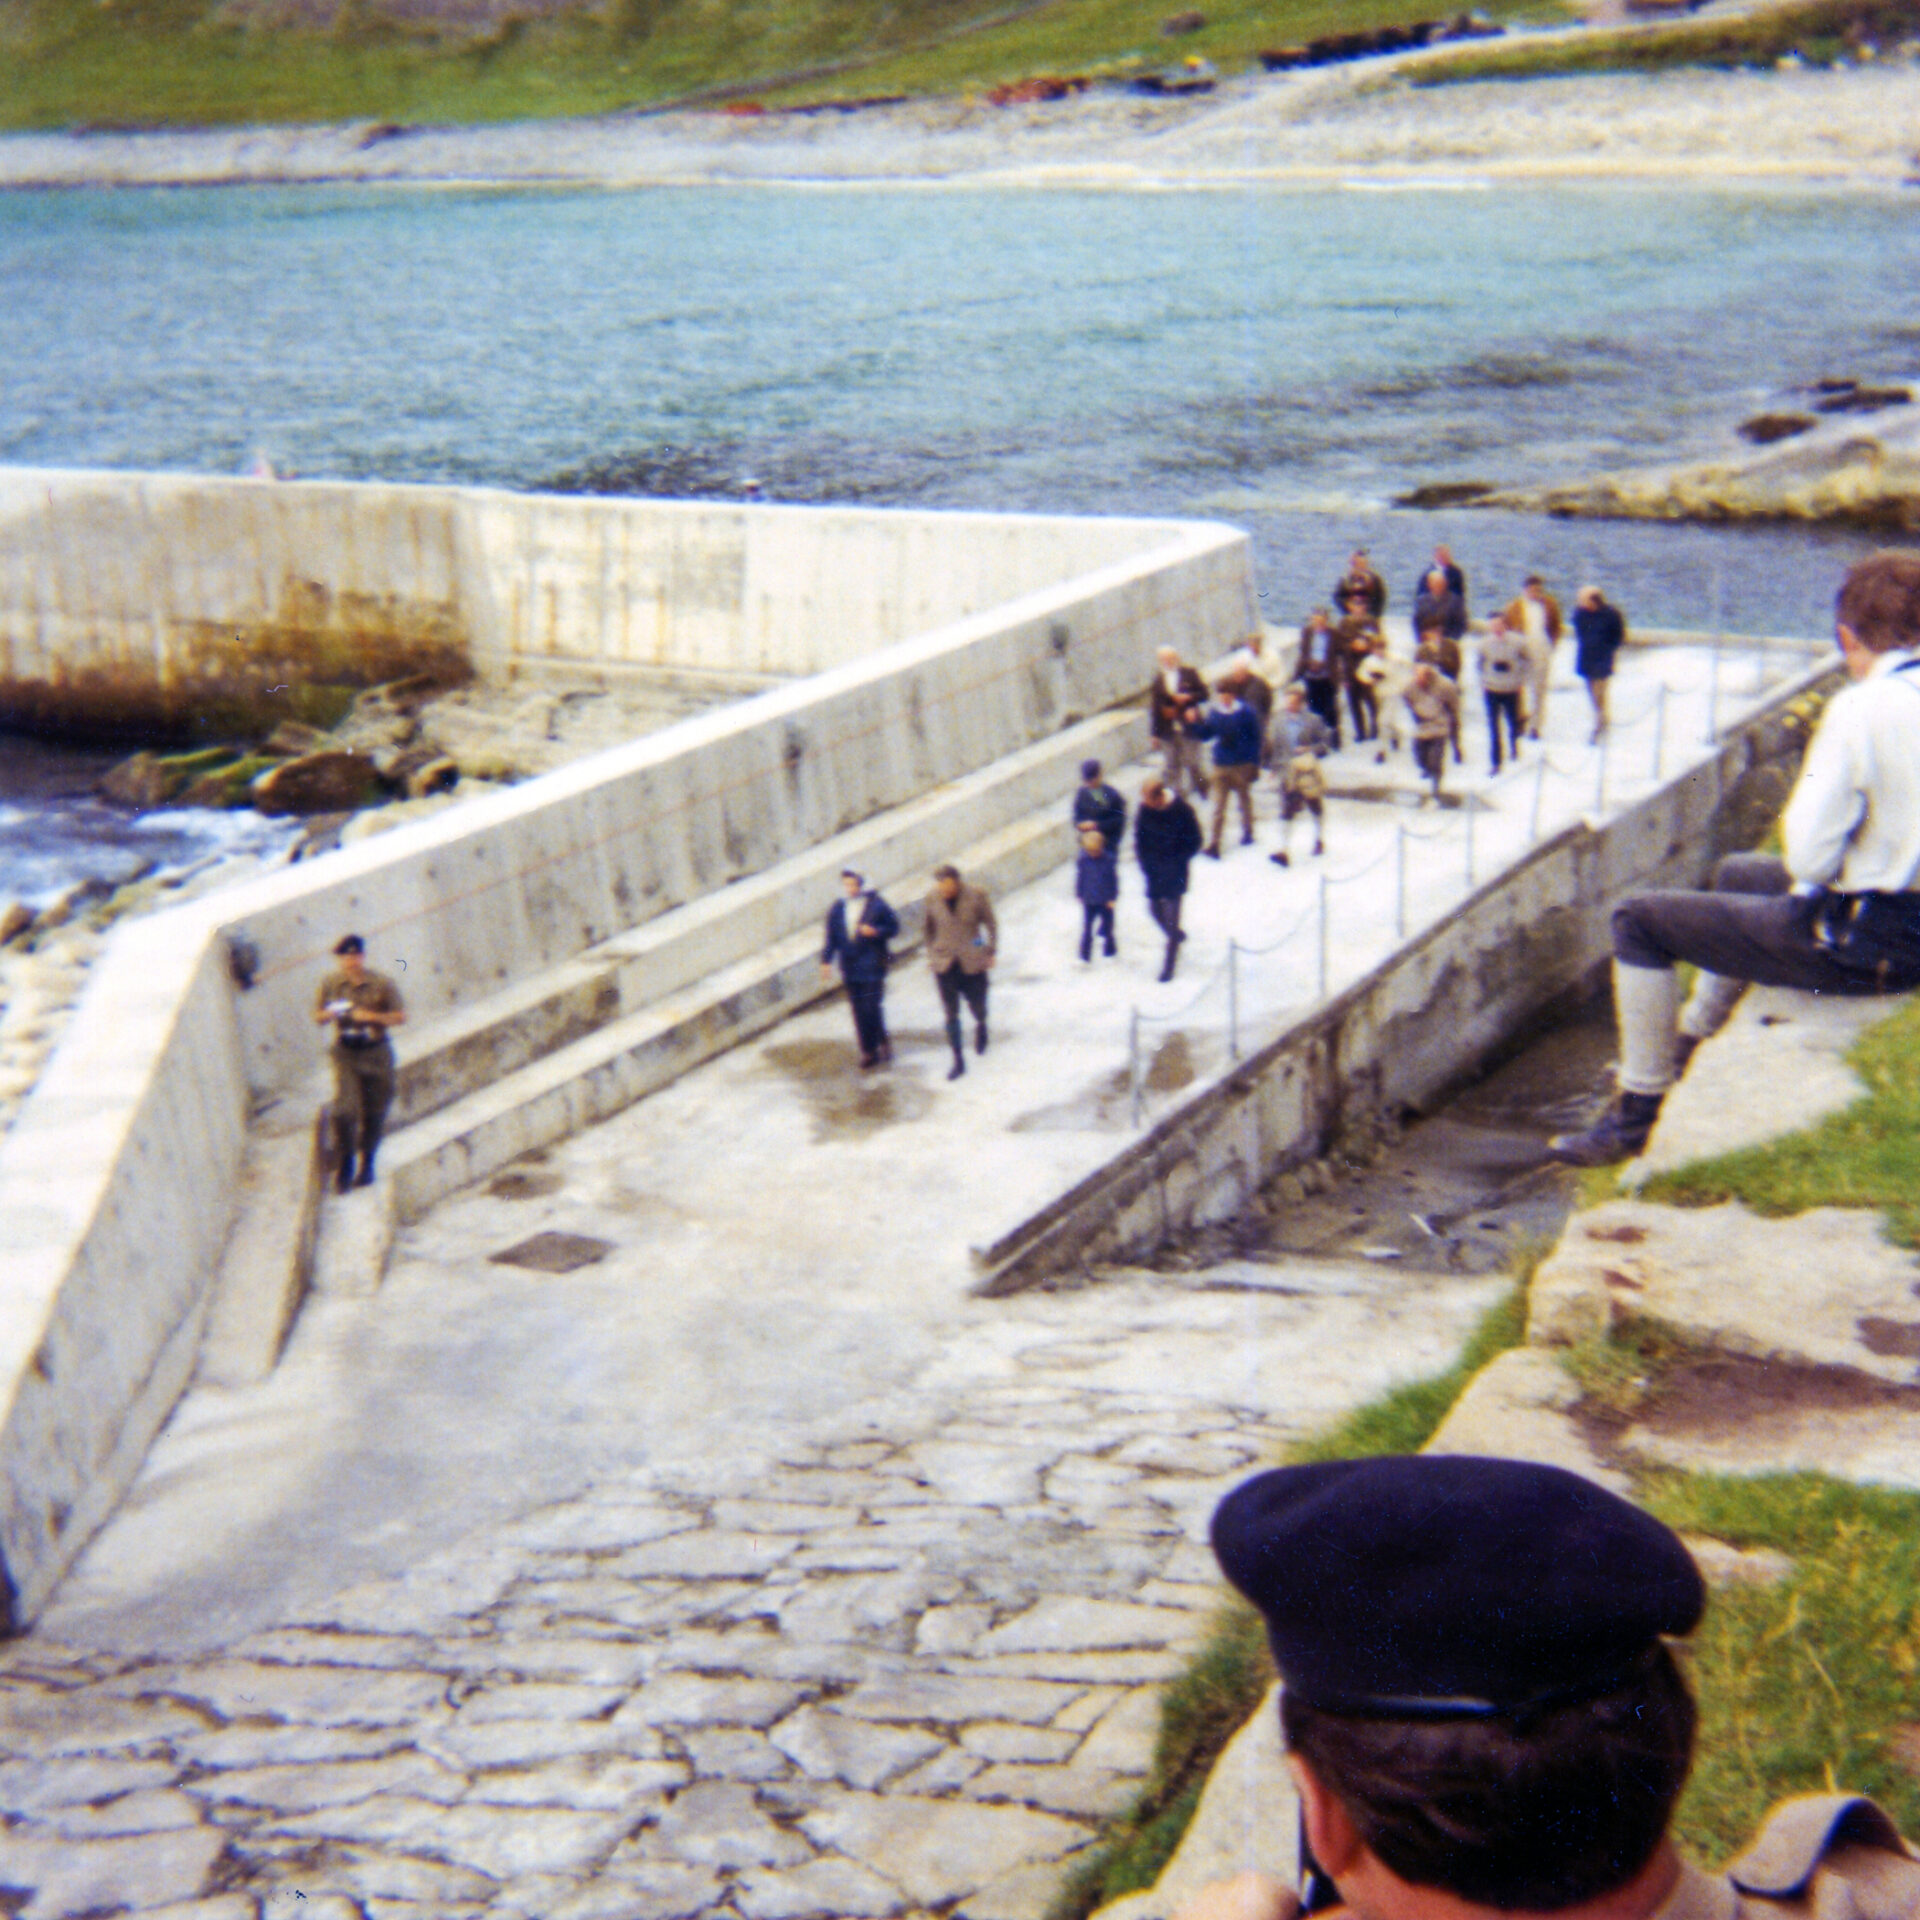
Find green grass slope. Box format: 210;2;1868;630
0;0;1557;131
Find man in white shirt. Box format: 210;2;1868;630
1550;550;1920;1166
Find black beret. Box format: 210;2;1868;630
333;933;366;955
1211;1455;1704;1719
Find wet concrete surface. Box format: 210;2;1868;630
1167;1003;1620;1278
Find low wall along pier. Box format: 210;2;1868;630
0;470;1257;1628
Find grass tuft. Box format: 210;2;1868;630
1644;1469;1920;1862
1638;995;1920;1247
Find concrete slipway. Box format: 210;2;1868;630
0;631;1831;1919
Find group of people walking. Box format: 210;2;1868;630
1272;546;1629;800
821;548;1635;1063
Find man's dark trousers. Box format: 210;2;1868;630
936;962;988;1031
847;980;889;1059
1615;853;1920;995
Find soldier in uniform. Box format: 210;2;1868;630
313;933;406;1192
1174;1453;1918;1920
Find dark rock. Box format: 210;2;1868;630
177;754;281;809
382;746;461;799
1738;412;1818;445
1814;384;1912;415
99;746;237;810
1394;480;1497;508
250;751;386;816
261;720;332;757
1160;10;1205;34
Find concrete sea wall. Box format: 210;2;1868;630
0;468;1180;738
976;665;1833;1292
0;472;1255;1626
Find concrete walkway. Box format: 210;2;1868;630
0;636;1820;1919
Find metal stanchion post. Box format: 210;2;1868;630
1652;684;1667;781
1227;940;1240;1062
1395;823;1407;938
1129;1008;1142;1128
1530;752;1546;841
1317;873;1329;998
1464;795;1475;888
1594;731;1607;812
1707;564;1724;743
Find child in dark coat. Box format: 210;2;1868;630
1075;826;1119;962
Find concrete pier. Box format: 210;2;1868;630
0;627;1830;1920
0;470;1256;1629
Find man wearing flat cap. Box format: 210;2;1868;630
314;933;406;1191
1175;1455;1917;1920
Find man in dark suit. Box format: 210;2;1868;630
820;868;899;1069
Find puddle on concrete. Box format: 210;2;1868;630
488;1230;614;1274
487;1164;565;1201
763;1037;935;1141
1163;1003;1619;1277
1009;1033;1199;1135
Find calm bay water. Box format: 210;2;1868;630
2;178;1917;894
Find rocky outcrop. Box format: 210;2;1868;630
1494;393;1920;530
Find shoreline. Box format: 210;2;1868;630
3;62;1919;192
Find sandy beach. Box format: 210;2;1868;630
2;57;1919;192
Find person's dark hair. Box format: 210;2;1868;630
1280;1646;1696;1913
933;863;961;883
333;933;365;956
1836;550;1920;654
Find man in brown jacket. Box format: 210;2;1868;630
1504;573;1565;738
1150;647;1211;801
925;864;997;1080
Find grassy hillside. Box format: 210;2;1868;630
1411;0;1920;83
0;0;1559;131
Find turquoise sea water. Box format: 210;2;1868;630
4;179;1918;635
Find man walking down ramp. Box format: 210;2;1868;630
1551;550;1920;1167
926;863;997;1080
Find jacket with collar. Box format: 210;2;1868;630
924;882;997;974
822;890;898;983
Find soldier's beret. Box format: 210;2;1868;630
1211;1455;1704;1719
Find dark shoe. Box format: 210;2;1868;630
975;1024;988;1056
1202;846;1221;860
859;1052;880;1070
336;1158;357;1195
1241;832;1256;847
948;1055;966;1081
1158;956;1176;984
1078;938;1091;963
353;1159;376;1188
1546;1091;1664;1168
1270;850;1290;867
1312;841;1324;857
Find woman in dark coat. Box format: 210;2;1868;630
1134;776;1204;982
1572;585;1627;743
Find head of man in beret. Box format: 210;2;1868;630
1199;1455;1705;1920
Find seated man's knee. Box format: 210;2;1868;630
1611;898;1676;971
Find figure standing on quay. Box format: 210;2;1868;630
820;868;899;1070
925;863;997;1080
1150;646;1211;802
1135;776;1203;982
314;933;406;1191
